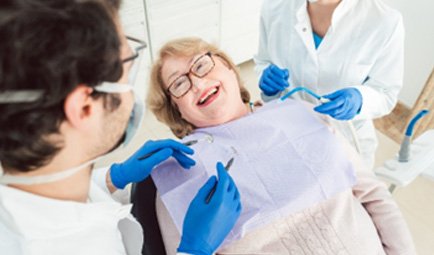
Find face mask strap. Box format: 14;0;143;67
94;82;134;93
0;90;44;104
0;157;100;185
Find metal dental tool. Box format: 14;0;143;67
131;134;214;203
138;133;214;161
182;134;214;147
205;157;235;204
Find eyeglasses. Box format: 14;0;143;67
122;36;147;86
167;52;215;98
123;36;147;63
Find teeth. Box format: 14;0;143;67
199;87;218;104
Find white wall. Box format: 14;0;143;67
144;0;262;65
118;0;434;108
119;0;152;98
220;0;262;64
383;0;434;107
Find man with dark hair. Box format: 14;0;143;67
0;1;241;254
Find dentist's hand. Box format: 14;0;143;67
259;64;290;96
110;139;195;189
314;88;363;120
178;162;242;255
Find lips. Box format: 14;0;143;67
197;85;220;107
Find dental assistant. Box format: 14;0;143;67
0;1;240;255
255;0;404;168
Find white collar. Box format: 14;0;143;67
0;182;132;239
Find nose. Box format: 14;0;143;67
190;75;206;93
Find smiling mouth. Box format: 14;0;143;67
197;86;220;106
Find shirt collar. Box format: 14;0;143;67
0;182;132;239
296;1;309;24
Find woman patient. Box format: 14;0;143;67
146;37;415;254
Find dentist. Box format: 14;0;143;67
0;0;240;254
255;0;404;168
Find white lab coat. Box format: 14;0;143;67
255;0;404;169
0;168;144;255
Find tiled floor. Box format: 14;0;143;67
100;60;434;254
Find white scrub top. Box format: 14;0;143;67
0;168;143;255
255;0;404;168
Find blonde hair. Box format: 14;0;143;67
147;37;250;138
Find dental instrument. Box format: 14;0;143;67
183;134;214;146
138;134;213;160
279;87;361;153
279;87;362;155
130;134;213;202
205;157;235;204
279;87;330;103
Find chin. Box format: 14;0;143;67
193;115;233;128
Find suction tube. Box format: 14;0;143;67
398;109;429;162
280;87;322;101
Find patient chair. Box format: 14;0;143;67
130;179;167;255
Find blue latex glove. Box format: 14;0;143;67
259;64;290;96
110;139;195;189
178;162;242;255
314;88;363;120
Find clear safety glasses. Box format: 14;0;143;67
167;52;215;98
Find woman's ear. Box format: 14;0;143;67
63;85;98;130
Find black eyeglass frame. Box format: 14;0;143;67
122;36;147;63
166;52;215;99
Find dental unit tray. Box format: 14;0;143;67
374;129;434;187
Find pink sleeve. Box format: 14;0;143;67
302;102;415;254
336;130;416;255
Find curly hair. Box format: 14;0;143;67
147;37;250;138
0;0;123;172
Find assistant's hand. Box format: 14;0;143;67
259;64;290;96
178;162;242;255
110;139;195;189
314;88;363;120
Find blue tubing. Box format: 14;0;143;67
405;109;430;136
280;87;322;101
